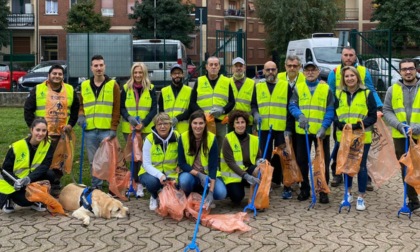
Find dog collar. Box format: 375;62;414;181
80;187;94;213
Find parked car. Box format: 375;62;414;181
0;63;27;91
364;58;401;91
18;60;84;91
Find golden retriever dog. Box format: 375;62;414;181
59;183;129;226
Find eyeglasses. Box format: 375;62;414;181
265;68;277;72
157;122;170;127
401;67;416;72
286;64;299;68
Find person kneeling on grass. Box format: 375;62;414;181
138;113;180;211
0;118;55;213
178;110;227;209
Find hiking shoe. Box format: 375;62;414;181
136;184;144;198
31;202;47;212
149;197;158;211
341;192;353;204
408;201;420;212
366;181;374;191
2;199;15;214
319;192;329;204
297;190;310;201
356;197;366;211
331;175;342;187
282;188;292;199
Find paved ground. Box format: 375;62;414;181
1;174;420;252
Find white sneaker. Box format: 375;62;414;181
149;197;158;211
2;199;15;213
31;202;47;212
136;184;144;198
356;197;366;211
341;192;353;204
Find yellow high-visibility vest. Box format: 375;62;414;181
230;77;255;124
161;85;192;134
391;84;420;139
196;75;230;120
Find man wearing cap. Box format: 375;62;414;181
190;56;235;151
229;57;255;133
159;64;192;134
327;46;381;189
251;61;294;191
289;62;334;203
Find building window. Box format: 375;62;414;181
101;0;114;17
216;0;221;10
257;48;265;59
258;23;265;33
45;0;58;14
248;48;254;59
41;36;58;61
215;20;222;31
248;22;254;33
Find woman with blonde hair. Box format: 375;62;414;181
121;62;157;196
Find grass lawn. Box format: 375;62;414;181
0;107;127;188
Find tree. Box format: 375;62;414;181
371;0;420;51
254;0;338;58
0;0;11;49
129;0;196;48
64;0;111;33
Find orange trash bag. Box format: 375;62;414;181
336;123;365;177
400;136;420;193
367;118;400;188
185;192;251;233
273;135;303;187
205;113;216;134
248;160;274;209
51;130;76;174
124;131;143;162
156;180;187;221
25;180;67;216
312;138;330;194
92;138;131;201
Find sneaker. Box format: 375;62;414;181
297;190;310;201
356;197;366;211
31;202;47;212
149;197;158;211
319;192;329;204
341;192;353;204
136;184;145;198
282;188;292;199
408;201;420;212
331;175;342;187
2;199;15;213
366;181;374;191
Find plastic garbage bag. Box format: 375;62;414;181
273;135;302;187
51;130;76;174
337;123;365;177
156;180;187;221
312;138;330;194
25;180;67;216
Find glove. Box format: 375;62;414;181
254;113;261;125
284;131;293;138
412;124;420;135
14;177;30;191
172;117;178;127
63;125;72;134
397;123;410;138
316;127;327;139
256;158;266;167
351;122;362;130
196;172;208;188
204;191;214;210
243;173;260;185
209;107;224;118
336;121;345;131
128;116;139;127
77;115;86;128
108;130;117;140
298;114;309;129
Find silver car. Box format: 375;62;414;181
364;58;401;91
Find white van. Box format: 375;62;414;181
287;34;343;80
132;39;187;88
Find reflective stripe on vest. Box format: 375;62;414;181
295;82;331;135
122;84;155;134
230;77;255;124
180;131;215;173
256;80;288;131
161;85;192;134
139;131;180;179
220;132;258;185
336;89;372;143
197;75;230;120
391;84;420;139
335;65;367;89
81;79;115;130
0;139;50;194
35;82;74;135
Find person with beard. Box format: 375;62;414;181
158;64;192;134
251;61;294;193
289;62;334;203
383;58;420;212
120;62;158;196
228;57;255;133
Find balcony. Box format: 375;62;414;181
7;14;35;28
224;9;245;20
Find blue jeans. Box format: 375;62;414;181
139;173;162;199
85;129;112;188
178;172;227;200
346;144;371;194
